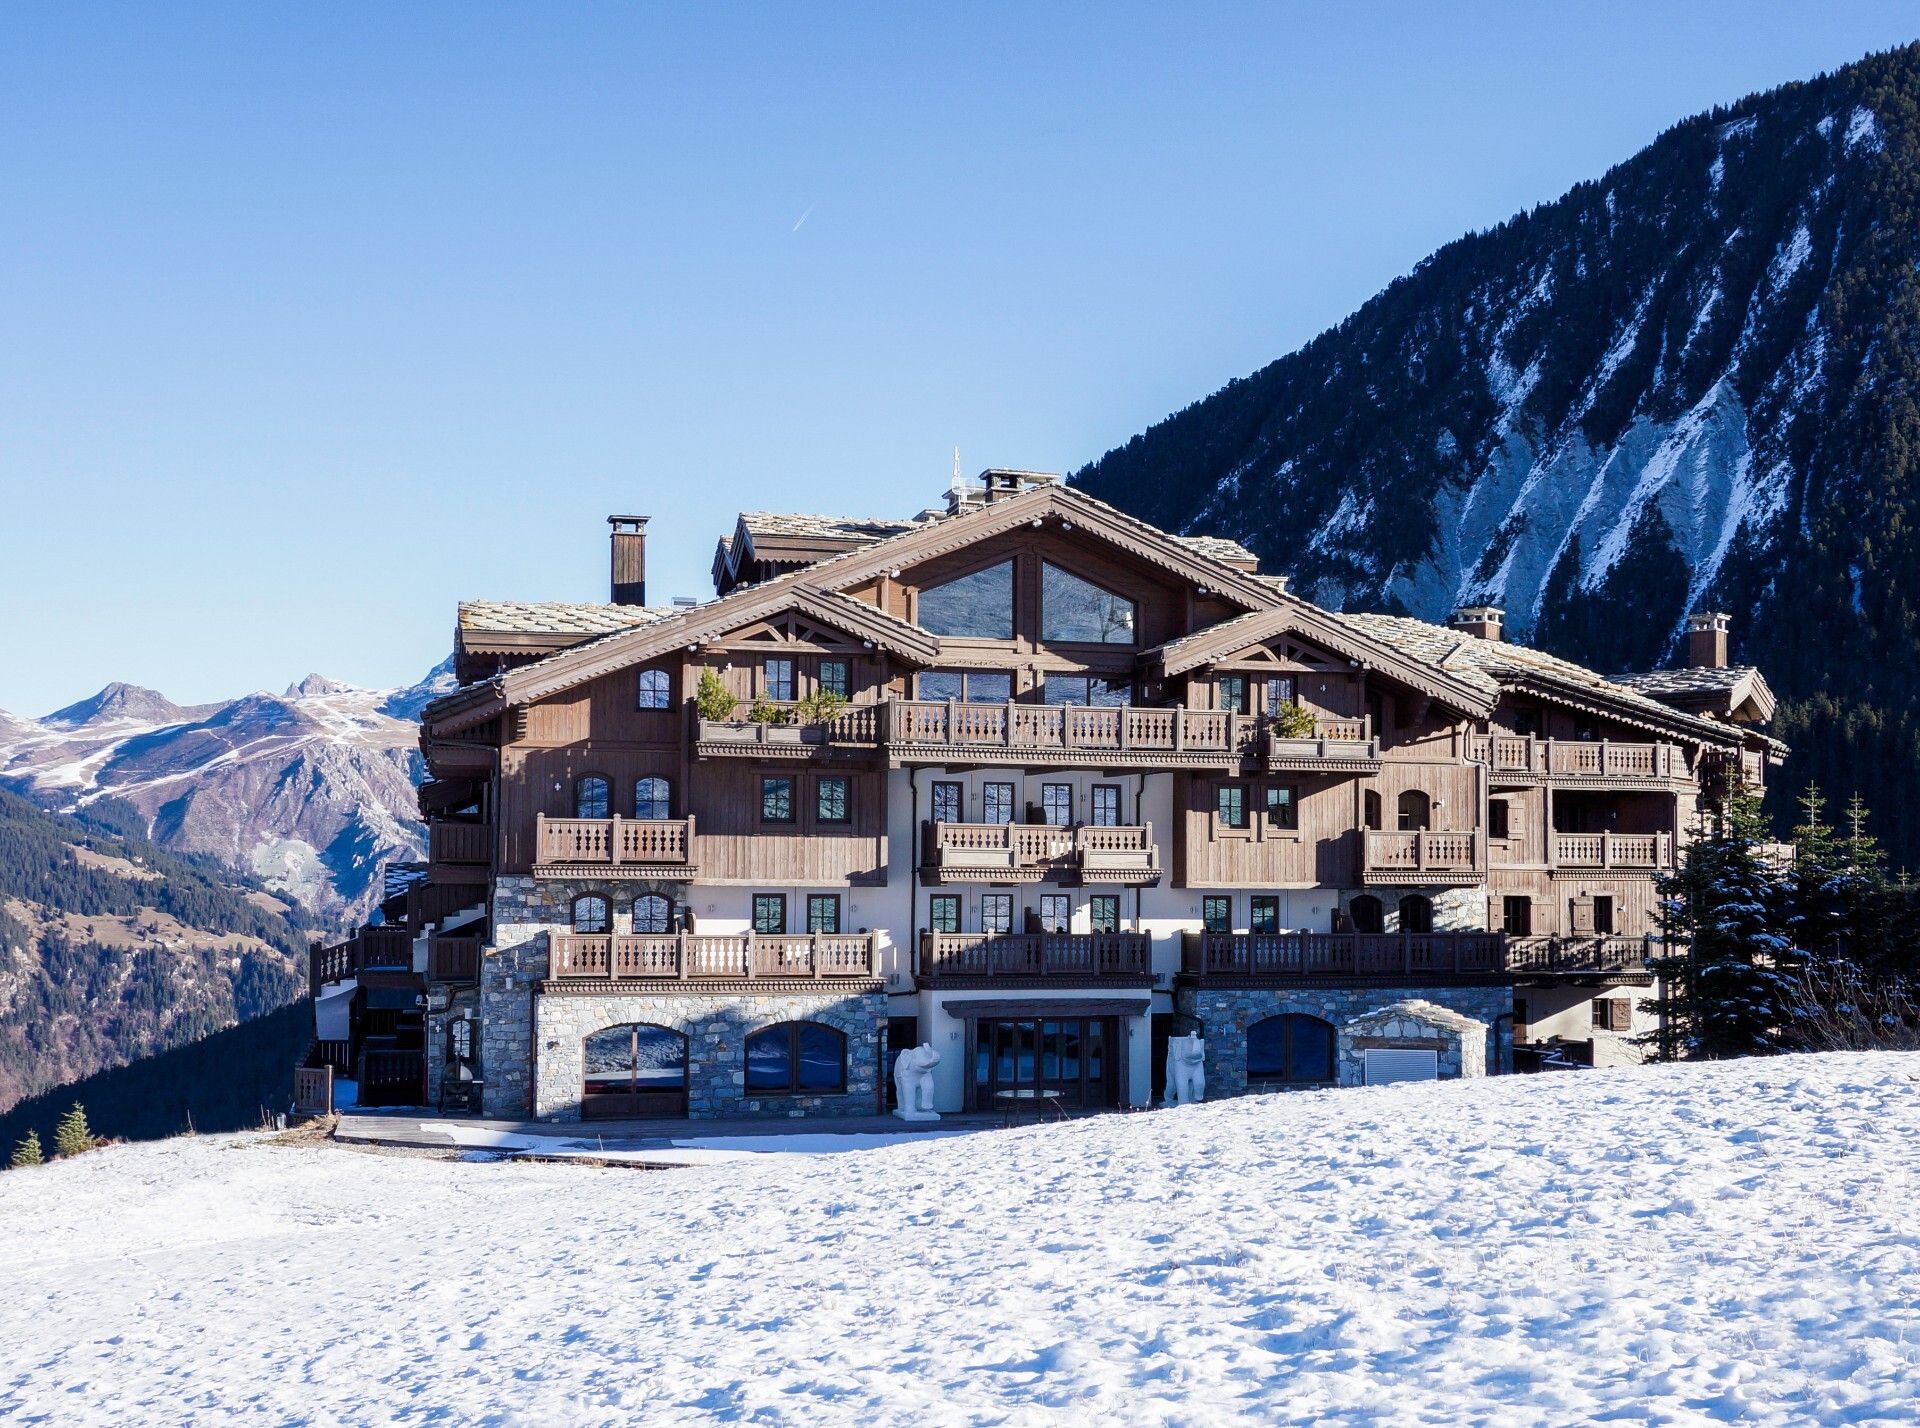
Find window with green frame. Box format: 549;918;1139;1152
760;776;794;824
816;776;850;824
929;895;960;934
1216;784;1247;829
752;895;787;934
1202;896;1231;933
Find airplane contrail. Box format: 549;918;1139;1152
792;203;815;232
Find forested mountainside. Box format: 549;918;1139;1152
0;788;311;1114
1076;45;1920;861
0;664;453;923
0;999;311;1153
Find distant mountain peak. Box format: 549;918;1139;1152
285;674;351;698
43;683;190;730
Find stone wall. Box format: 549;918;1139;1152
1336;886;1485;931
1340;998;1488;1082
1176;983;1512;1096
533;990;886;1121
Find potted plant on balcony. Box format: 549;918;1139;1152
695;668;739;723
1271;703;1319;739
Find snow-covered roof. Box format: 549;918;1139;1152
457;601;678;638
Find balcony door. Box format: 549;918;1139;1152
973;1017;1116;1110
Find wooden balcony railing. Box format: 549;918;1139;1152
1507;935;1654;975
694;703;884;755
1363;830;1481;883
884;700;1262;766
1181;930;1506;980
548;930;878;981
917;931;1153;981
359;926;415;970
534;814;695;869
1468;735;1686;781
428;820;492;864
293;1066;333;1117
921;822;1160;883
427;934;481;982
1266;718;1382;772
1551;832;1674;870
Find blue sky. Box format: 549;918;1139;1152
4;4;1916;715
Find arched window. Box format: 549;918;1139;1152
1363;790;1383;831
1349;894;1384;934
1398;894;1434;934
575;774;611;820
1041;563;1136;644
635;776;671;821
636;669;671;710
1247;1014;1336;1084
916;561;1014;639
572;894;610;934
583;1023;687;1103
745;1021;847;1094
632;893;671;934
1397;789;1431;831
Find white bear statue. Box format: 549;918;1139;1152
1164;1032;1206;1106
892;1042;942;1121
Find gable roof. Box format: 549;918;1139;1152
1336;613;1757;749
1142;604;1495;715
424;584;939;735
1612;665;1777;724
458;600;676;643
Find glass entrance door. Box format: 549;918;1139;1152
973;1017;1116;1110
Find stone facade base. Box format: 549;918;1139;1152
532;989;887;1121
1175;984;1511;1096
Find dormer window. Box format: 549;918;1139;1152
917;561;1014;639
1042;563;1135;644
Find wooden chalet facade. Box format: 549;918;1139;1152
300;470;1784;1119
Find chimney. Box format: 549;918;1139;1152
1686;610;1730;668
609;516;649;606
1450;605;1504;641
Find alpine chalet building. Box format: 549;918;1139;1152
299;470;1783;1120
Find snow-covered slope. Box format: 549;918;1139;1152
0;662;454;923
3;1054;1915;1424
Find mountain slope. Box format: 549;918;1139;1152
0;662;453;923
1075;45;1920;854
0;787;311;1113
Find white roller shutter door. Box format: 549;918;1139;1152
1364;1048;1439;1085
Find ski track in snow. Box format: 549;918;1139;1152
1;1053;1916;1425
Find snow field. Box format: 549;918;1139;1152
1;1053;1916;1425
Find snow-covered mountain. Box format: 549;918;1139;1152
0;662;454;925
1076;46;1920;855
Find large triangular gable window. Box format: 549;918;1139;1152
917;561;1013;638
1042;563;1135;645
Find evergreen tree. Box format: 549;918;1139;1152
9;1130;42;1168
54;1103;92;1158
1643;788;1798;1059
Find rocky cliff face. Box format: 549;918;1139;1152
0;663;453;926
1076;46;1920;856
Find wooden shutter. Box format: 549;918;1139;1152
1569;895;1596;935
1608;998;1632;1033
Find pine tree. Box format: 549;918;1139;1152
9;1130;42;1168
1643;788;1798;1059
53;1102;92;1158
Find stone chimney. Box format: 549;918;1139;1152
1686;611;1730;668
1450;605;1504;641
609;516;649;606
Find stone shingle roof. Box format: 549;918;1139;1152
1611;666;1759;698
1334;612;1746;744
1174;534;1259;567
458;601;678;638
738;512;932;544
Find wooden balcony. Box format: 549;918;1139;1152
1180;930;1506;982
428;820;492;864
916;931;1153;983
533;814;698;879
884;700;1262;769
1362;830;1482;885
920;822;1161;885
427;933;481;983
312;926;418;990
1508;935;1654;977
694;703;884;760
1551;832;1674;871
1266;718;1382;774
547;930;878;982
1468;735;1687;784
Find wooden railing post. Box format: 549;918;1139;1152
743;929;755;978
813;933;823;979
